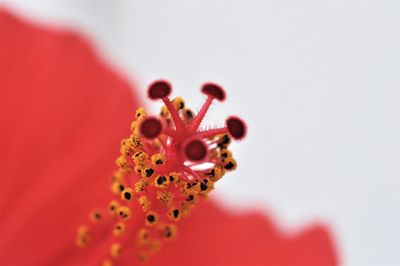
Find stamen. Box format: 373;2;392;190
137;228;150;245
138;195;151;211
77;80;246;263
89;209;102;222
108;200;119;216
167;207;181;221
159;224;177;240
102;259;113;266
121;188;134;201
113;222;125;237
151;153;166;165
145;211;159;226
110;243;121;258
76;226;89;247
223;157;237;171
118;206;131;220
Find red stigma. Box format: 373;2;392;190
183;138;208;162
148;80;172;100
226;116;247;140
139;116;163;139
201;83;226;101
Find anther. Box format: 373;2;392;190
167;207;181;221
223;157;237;171
135;178;148;192
111;182;125;195
135;107;147;119
154;175;169;189
113;222;125;237
218;134;232;148
137;228;149;245
89;209;102;222
145;211;159;226
118;206;131;220
133;151;148;164
138;196;151;211
157;191;173;206
172;96;185;110
168;172;180;185
206;165;225;182
115;155;129;169
199;178;214;194
108;200;120;216
151;153;166;165
102;259;113;266
160;224;177;240
76;226;89;247
110;243;121;258
121;187;134;201
142;166;155;178
182;108;194;121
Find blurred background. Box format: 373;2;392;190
2;1;399;265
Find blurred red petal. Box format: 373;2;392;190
0;9;139;265
146;200;338;266
0;9;338;266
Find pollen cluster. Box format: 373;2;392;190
76;81;246;265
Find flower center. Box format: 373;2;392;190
76;80;246;264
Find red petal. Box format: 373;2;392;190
146;200;338;266
0;9;139;265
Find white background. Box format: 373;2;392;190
3;1;399;265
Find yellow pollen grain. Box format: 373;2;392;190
135;107;147;119
76;226;89;247
113;222;125;237
133;151;148;164
111;181;125;195
138;196;151;212
108;200;119;216
151;153;166;166
154;175;169;189
134;178;148;193
120;187;134;201
89;209;102;222
137;228;149;246
223;157;237;171
172;96;185;110
145;210;159;226
160;224;177;240
167;207;181;221
117;206;131;220
102;259;113;266
156;191;173;206
110;243;121;258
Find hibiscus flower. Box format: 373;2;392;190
0;9;338;266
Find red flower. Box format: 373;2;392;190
0;9;338;266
